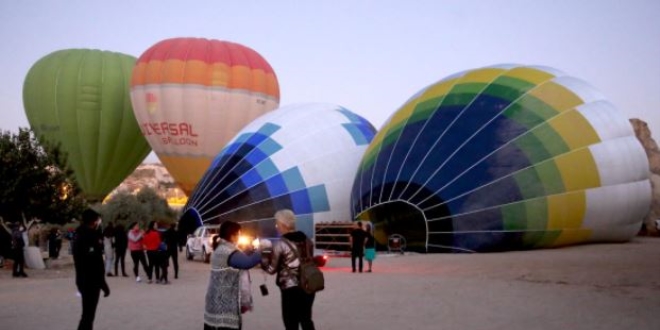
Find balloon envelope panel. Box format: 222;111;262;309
182;103;376;239
352;64;650;252
23;49;151;201
130;37;280;194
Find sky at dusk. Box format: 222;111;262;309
1;0;658;163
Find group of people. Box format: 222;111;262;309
122;221;179;284
73;207;375;330
72;210;184;330
204;209;318;330
349;221;376;273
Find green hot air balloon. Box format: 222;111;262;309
23;49;151;202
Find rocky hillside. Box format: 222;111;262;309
630;118;660;235
108;163;187;208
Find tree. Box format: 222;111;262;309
0;128;86;225
136;187;177;223
99;187;178;229
98;191;146;228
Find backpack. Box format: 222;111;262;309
283;238;325;294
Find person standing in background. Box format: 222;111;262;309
163;223;180;279
47;228;63;259
113;224;128;277
73;208;110;330
11;223;27;278
364;223;376;272
157;224;170;284
143;221;162;284
349;222;367;273
0;217;11;268
1;216;35;277
102;222;115;277
127;222;149;283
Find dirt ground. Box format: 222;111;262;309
1;237;659;330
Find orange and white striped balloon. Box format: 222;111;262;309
130;37;280;194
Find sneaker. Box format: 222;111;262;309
136;276;142;283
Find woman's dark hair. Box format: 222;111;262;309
211;221;241;250
146;221;157;233
82;208;100;225
219;221;241;241
212;235;222;250
128;222;139;230
103;222;115;237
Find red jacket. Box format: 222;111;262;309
143;230;161;251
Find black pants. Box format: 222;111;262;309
159;251;169;282
168;248;179;278
351;251;363;272
146;250;160;280
115;248;127;275
281;286;315;330
12;249;25;276
49;241;61;259
77;287;101;330
130;250;148;278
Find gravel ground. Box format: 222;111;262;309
1;237;659;330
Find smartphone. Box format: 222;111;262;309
259;284;269;296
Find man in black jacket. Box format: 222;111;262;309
164;223;180;279
73;209;110;330
349;222;367;273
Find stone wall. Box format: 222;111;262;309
630;118;660;235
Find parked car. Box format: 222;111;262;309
185;224;219;263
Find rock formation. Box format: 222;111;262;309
630;118;660;235
108;163;187;208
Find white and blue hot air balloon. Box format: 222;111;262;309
181;103;376;239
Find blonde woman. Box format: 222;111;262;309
261;209;316;330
